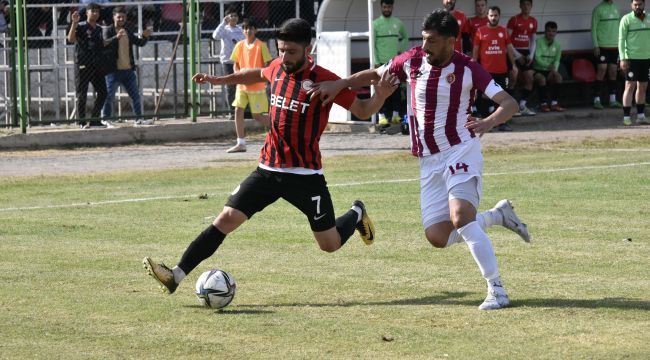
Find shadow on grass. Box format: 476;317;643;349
183;304;274;314
237;292;650;311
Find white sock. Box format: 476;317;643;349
445;230;464;247
476;209;502;230
609;94;616;103
487;276;506;294
519;100;527;109
392;111;399;117
172;266;186;284
351;205;362;222
594;96;601;103
551;100;558;106
236;138;246;146
457;221;500;281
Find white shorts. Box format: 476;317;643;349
420;138;484;229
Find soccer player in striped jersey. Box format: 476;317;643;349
143;18;398;296
310;10;531;310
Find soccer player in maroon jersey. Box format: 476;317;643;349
472;6;518;130
142;19;399;296
310;10;531;310
507;0;538;116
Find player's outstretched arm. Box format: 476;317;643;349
308;69;382;105
465;90;518;135
192;68;266;86
348;70;399;120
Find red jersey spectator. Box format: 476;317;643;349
507;0;538;116
468;0;489;43
443;0;471;54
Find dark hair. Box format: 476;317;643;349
275;18;312;46
520;0;532;5
488;5;500;15
381;0;395;5
112;6;126;15
545;21;557;30
422;9;459;38
242;18;257;29
225;6;238;16
86;3;101;12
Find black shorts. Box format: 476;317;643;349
534;69;551;78
225;167;336;232
624;59;650;82
515;49;533;71
596;48;619;65
490;73;509;89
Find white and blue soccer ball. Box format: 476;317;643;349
195;269;236;309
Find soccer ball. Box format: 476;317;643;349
195;269;236;309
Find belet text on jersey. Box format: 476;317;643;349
270;93;310;114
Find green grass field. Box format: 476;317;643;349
1;137;649;359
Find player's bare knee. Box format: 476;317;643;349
214;207;247;234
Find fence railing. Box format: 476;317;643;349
2;0;317;130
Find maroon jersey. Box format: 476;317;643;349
261;57;357;170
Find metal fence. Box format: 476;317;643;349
1;0;320;130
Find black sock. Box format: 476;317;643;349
521;88;532;102
177;225;226;275
637;104;645;116
608;80;618;99
335;209;358;246
594;80;603;98
624;106;631;117
539;85;548;104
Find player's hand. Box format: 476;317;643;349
192;73;212;84
143;27;153;38
593;47;600;58
464;113;495;136
71;10;80;24
371;70;399;99
117;28;127;39
307;79;346;105
620;60;629;72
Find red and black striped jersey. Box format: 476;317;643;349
260;57;357;170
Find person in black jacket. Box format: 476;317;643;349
101;6;152;126
67;3;107;128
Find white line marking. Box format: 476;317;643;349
1;161;649;213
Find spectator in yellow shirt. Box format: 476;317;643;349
227;18;272;153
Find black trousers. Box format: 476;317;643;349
75;66;107;122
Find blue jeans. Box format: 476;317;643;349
102;69;142;118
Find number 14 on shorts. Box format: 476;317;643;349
448;162;469;175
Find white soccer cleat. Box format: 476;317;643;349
493;199;530;243
478;290;510;310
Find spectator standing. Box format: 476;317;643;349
533;21;565;113
507;0;538;116
472;6;518;130
468;0;489;44
101;6;152;126
443;0;471;54
619;0;650;125
212;6;245;117
66;4;107;129
226;18;272;153
373;0;409;126
0;1;9;33
592;0;623;109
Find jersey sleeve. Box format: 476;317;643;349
468;60;500;96
230;41;241;63
507;17;515;31
261;58;281;81
261;42;273;64
379;48;414;82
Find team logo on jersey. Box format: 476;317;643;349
529;23;534;29
498;32;504;38
446;73;456;84
302;79;314;92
